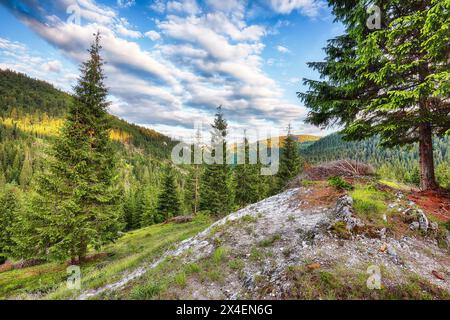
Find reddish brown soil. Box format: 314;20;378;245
408;189;450;222
297;182;343;209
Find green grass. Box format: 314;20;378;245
212;247;227;264
284;263;450;300
350;185;391;225
379;179;412;191
258;234;281;247
328;176;354;191
0;215;212;300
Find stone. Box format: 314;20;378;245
430;222;439;231
409;222;420;230
416;210;429;232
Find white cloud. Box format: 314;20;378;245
167;0;200;15
269;0;324;17
276;45;290;53
115;24;142;38
43;60;63;73
117;0;136;8
145;30;161;41
4;0;317;138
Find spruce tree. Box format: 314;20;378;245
0;185;19;261
234;135;260;206
276;124;301;191
299;0;450;190
19;149;32;188
23;33;122;263
140;184;159;226
157;167;180;221
200;106;233;215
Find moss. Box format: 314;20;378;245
258;234;281;247
241;215;257;223
350;185;390;225
330;221;352;239
228;259;244;271
328;176;354;190
250;247;264;262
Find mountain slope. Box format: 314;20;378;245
303;133;450;187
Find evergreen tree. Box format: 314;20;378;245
157;167;180;221
123;190;137;231
0;185;19;260
200;106;233;215
185;129;203;214
234;134;260;206
299;0;450;190
140;184;159;226
19;149;32;188
23;33;122;263
276;124;301;191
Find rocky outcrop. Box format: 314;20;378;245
333;195;364;231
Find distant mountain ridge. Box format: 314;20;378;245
0;68;176;157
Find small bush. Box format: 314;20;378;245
444;219;450;231
228;259;244;271
0;254;7;265
258;234;281;247
185;263;201;274
213;247;227;263
174;272;186;287
130;283;162;299
328;176;354;191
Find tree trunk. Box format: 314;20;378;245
418;123;438;191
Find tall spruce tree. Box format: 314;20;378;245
157;167;180;221
234;134;260;206
200;106;233;215
299;0;450;190
23;33;122;263
276;124;301;191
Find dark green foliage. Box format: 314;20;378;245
200;107;233;215
0;69;71;118
21;34;122;262
276;124;301;191
0;185;20;260
299;0;450;190
234;137;261;206
157;167;181;221
304;133;450;187
328;176;353;191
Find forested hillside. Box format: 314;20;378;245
303;134;450;187
0;69;190;236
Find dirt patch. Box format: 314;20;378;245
408;189;450;222
0;262;13;273
297;183;343;210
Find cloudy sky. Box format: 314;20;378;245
0;0;343;141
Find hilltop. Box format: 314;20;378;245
1;162;448;300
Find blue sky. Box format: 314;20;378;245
0;0;343;140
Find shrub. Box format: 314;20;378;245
213;247;226;263
0;254;7;265
130;283;161;299
174;272;186;287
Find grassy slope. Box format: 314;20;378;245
0;215;212;300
